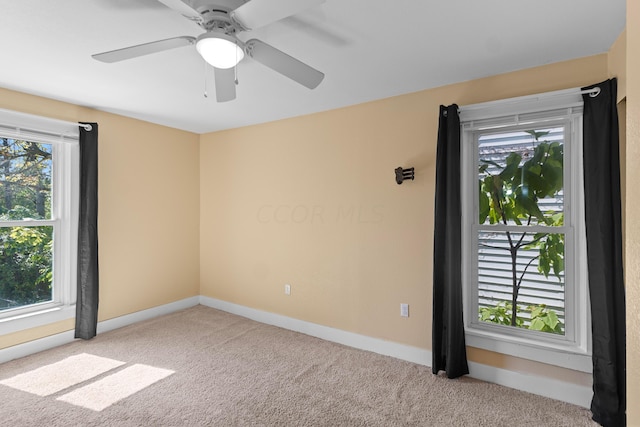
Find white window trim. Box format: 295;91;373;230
460;89;592;373
0;109;79;335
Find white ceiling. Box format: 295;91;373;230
0;0;626;134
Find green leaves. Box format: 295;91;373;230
0;138;52;220
537;232;564;279
0;138;54;310
478;133;563;227
521;142;563;201
479;181;490;223
477;129;566;335
527;304;562;334
479;302;523;327
524;130;550;140
499;152;522;181
0;226;53;308
479;302;564;334
514;191;545;222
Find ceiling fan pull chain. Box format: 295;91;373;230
234;42;239;85
203;61;209;98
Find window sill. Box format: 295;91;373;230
0;304;76;335
466;327;592;373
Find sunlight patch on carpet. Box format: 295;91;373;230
57;364;174;411
0;353;125;396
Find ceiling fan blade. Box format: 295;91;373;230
156;0;202;21
231;0;325;30
245;39;324;89
214;67;237;102
92;36;195;63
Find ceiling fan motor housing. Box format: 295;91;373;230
190;0;248;31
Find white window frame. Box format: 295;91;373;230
0;109;79;335
460;89;591;373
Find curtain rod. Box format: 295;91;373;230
33;117;93;131
584;86;601;97
446;86;601;117
77;122;93;131
0;108;94;132
53;119;93;131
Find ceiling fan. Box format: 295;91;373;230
92;0;326;102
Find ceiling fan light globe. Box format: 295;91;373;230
196;34;244;69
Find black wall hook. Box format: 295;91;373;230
395;167;414;185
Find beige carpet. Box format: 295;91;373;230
0;353;125;396
0;305;597;426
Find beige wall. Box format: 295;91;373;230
626;1;640;425
0;89;201;350
200;54;608;384
609;29;627;102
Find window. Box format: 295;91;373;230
0;110;79;333
460;90;591;372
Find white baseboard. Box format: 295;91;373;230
199;296;592;409
467;361;592;408
96;296;200;334
0;329;77;366
199;296;430;366
1;295;592;408
0;296;200;365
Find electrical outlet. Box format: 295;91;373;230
284;284;291;295
400;303;409;317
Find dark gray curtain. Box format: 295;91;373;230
582;79;626;427
75;123;99;340
432;104;469;378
